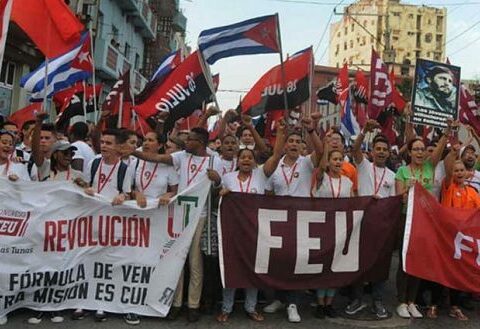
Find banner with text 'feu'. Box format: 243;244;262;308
218;193;402;289
0;177;210;317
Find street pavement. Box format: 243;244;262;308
3;254;479;328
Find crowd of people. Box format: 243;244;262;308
0;104;478;326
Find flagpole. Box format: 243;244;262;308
88;27;99;124
117;92;123;129
275;13;289;119
197;51;220;111
82;80;87;122
42;57;49;116
307;46;314;117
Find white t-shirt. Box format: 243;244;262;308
72;140;96;173
313;173;353;198
171;150;223;217
356;158;396;198
222;168;267;195
220;157;237;176
134;160;178;198
265;155;314;197
33;159;50;181
465;169;480;193
432;160;445;200
45;169;84;182
0;161;31;181
85;157;134;200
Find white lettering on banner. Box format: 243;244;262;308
255;209;364;274
154;73;196;112
255;209;288;273
371;58;392;106
260;80;298;97
454;231;480;266
331;211;363;272
294;211;325;274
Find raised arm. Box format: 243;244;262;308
31;112;49;167
263;119;286;177
131;150;173;165
353;119;380;165
241;114;268;154
430;119;456;167
196;105;219;129
302;117;323;167
443;143;460;189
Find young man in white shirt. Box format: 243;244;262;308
132;127;222;323
29;113;57;182
263;118;322;323
73;129;133;323
345;119;396;319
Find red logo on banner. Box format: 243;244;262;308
0;210;31;237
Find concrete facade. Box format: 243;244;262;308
329;0;446;76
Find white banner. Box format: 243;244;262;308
0;176;210;317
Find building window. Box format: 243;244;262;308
124;42;131;59
392;12;400;17
337;31;340;37
135;53;140;70
425;33;432;43
408;14;414;19
351;24;354;32
0;61;15;87
344;26;348;35
344;42;347;50
361;36;366;45
158;16;172;35
393;36;399;41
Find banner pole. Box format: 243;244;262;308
117;92;123;129
307;46;314;117
197;50;220;111
275;13;289;119
82;81;87;122
88;27;99;124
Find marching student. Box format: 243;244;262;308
73;129;134;322
69;122;96;173
216;119;286;323
27;113;57;181
344;119;396;319
311;139;354;320
394;119;453;319
263;117;322;323
133;131;178;209
219;134;238;176
131;127;223;323
0;129;30;182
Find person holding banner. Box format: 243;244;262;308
216;119;286;323
394;119;453;319
133;131;178;208
423;143;478;321
311;137;354;319
28;113;57;181
263;117;322;323
343;119;396;319
131;127;223;323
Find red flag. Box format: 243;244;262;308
212;73;220;92
103;70;131;116
134;51;213;134
239;48;312;116
337;63;349;106
389;69;406;113
8;103;42;128
0;0;12;70
264;109;284;146
133;114;153;136
11;0;84;58
54;83;102;109
368;49;393;119
177;109;203;131
405;184;480;293
459;84;480;135
353;70;368;127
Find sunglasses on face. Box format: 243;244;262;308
239;144;255;150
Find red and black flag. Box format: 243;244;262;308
134;51;213;134
55;86;100;131
316;63;348;105
239;47;312;116
101;70;132;128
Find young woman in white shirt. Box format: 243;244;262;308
311;143;353;320
0;130;30;181
215;119;286;323
133;131;178;208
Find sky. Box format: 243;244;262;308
180;0;480;110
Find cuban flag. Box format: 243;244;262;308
340;92;361;138
198;14;280;65
150;49;182;82
21;32;93;102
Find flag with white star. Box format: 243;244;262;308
198;14;280;65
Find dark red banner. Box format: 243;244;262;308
219;193;402;289
404;184;480;293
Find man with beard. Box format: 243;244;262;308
460;144;480;192
415;66;457;114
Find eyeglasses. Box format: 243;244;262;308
239;144;255;150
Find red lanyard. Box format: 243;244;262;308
281;162;298;187
222;159;235;175
140;161;158;191
187;155;207;186
373;165;386;195
328;175;342;198
237;173;252;193
97;160;118;193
